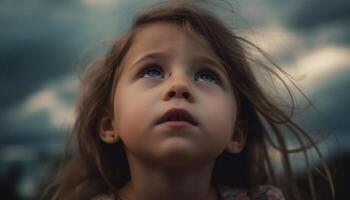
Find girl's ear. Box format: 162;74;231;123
98;112;119;144
226;127;246;154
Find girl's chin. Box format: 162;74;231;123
150;148;216;170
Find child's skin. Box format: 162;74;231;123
99;22;245;200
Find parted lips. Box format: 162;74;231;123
157;108;198;126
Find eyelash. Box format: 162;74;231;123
138;64;221;84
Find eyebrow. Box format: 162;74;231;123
129;51;227;75
192;55;227;75
130;52;171;71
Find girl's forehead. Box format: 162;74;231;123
128;22;219;60
122;22;221;70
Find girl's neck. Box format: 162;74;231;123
118;154;220;200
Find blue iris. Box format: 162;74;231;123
196;72;217;83
143;68;163;78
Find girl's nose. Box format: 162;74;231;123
162;72;195;102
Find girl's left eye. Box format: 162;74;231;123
140;66;164;78
195;71;219;84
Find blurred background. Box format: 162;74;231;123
0;0;349;199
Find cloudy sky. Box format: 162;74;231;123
0;0;349;197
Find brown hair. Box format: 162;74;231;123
45;1;334;200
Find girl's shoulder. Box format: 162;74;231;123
218;185;285;200
91;185;285;200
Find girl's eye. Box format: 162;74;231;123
195;71;219;84
140;66;164;79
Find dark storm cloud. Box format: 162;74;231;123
0;127;66;146
0;105;68;147
259;0;350;46
286;0;350;30
294;70;350;143
0;2;85;109
0;0;138;111
0;0;140;148
0;40;76;109
312;72;350;131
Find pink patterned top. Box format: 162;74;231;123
92;185;285;200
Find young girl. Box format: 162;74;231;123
47;1;334;200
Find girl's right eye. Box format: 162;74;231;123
140;65;164;79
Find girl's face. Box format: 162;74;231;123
112;22;237;169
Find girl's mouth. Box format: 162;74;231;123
160;121;193;128
157;108;198;126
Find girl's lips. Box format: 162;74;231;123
156;108;198;126
159;121;193;128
